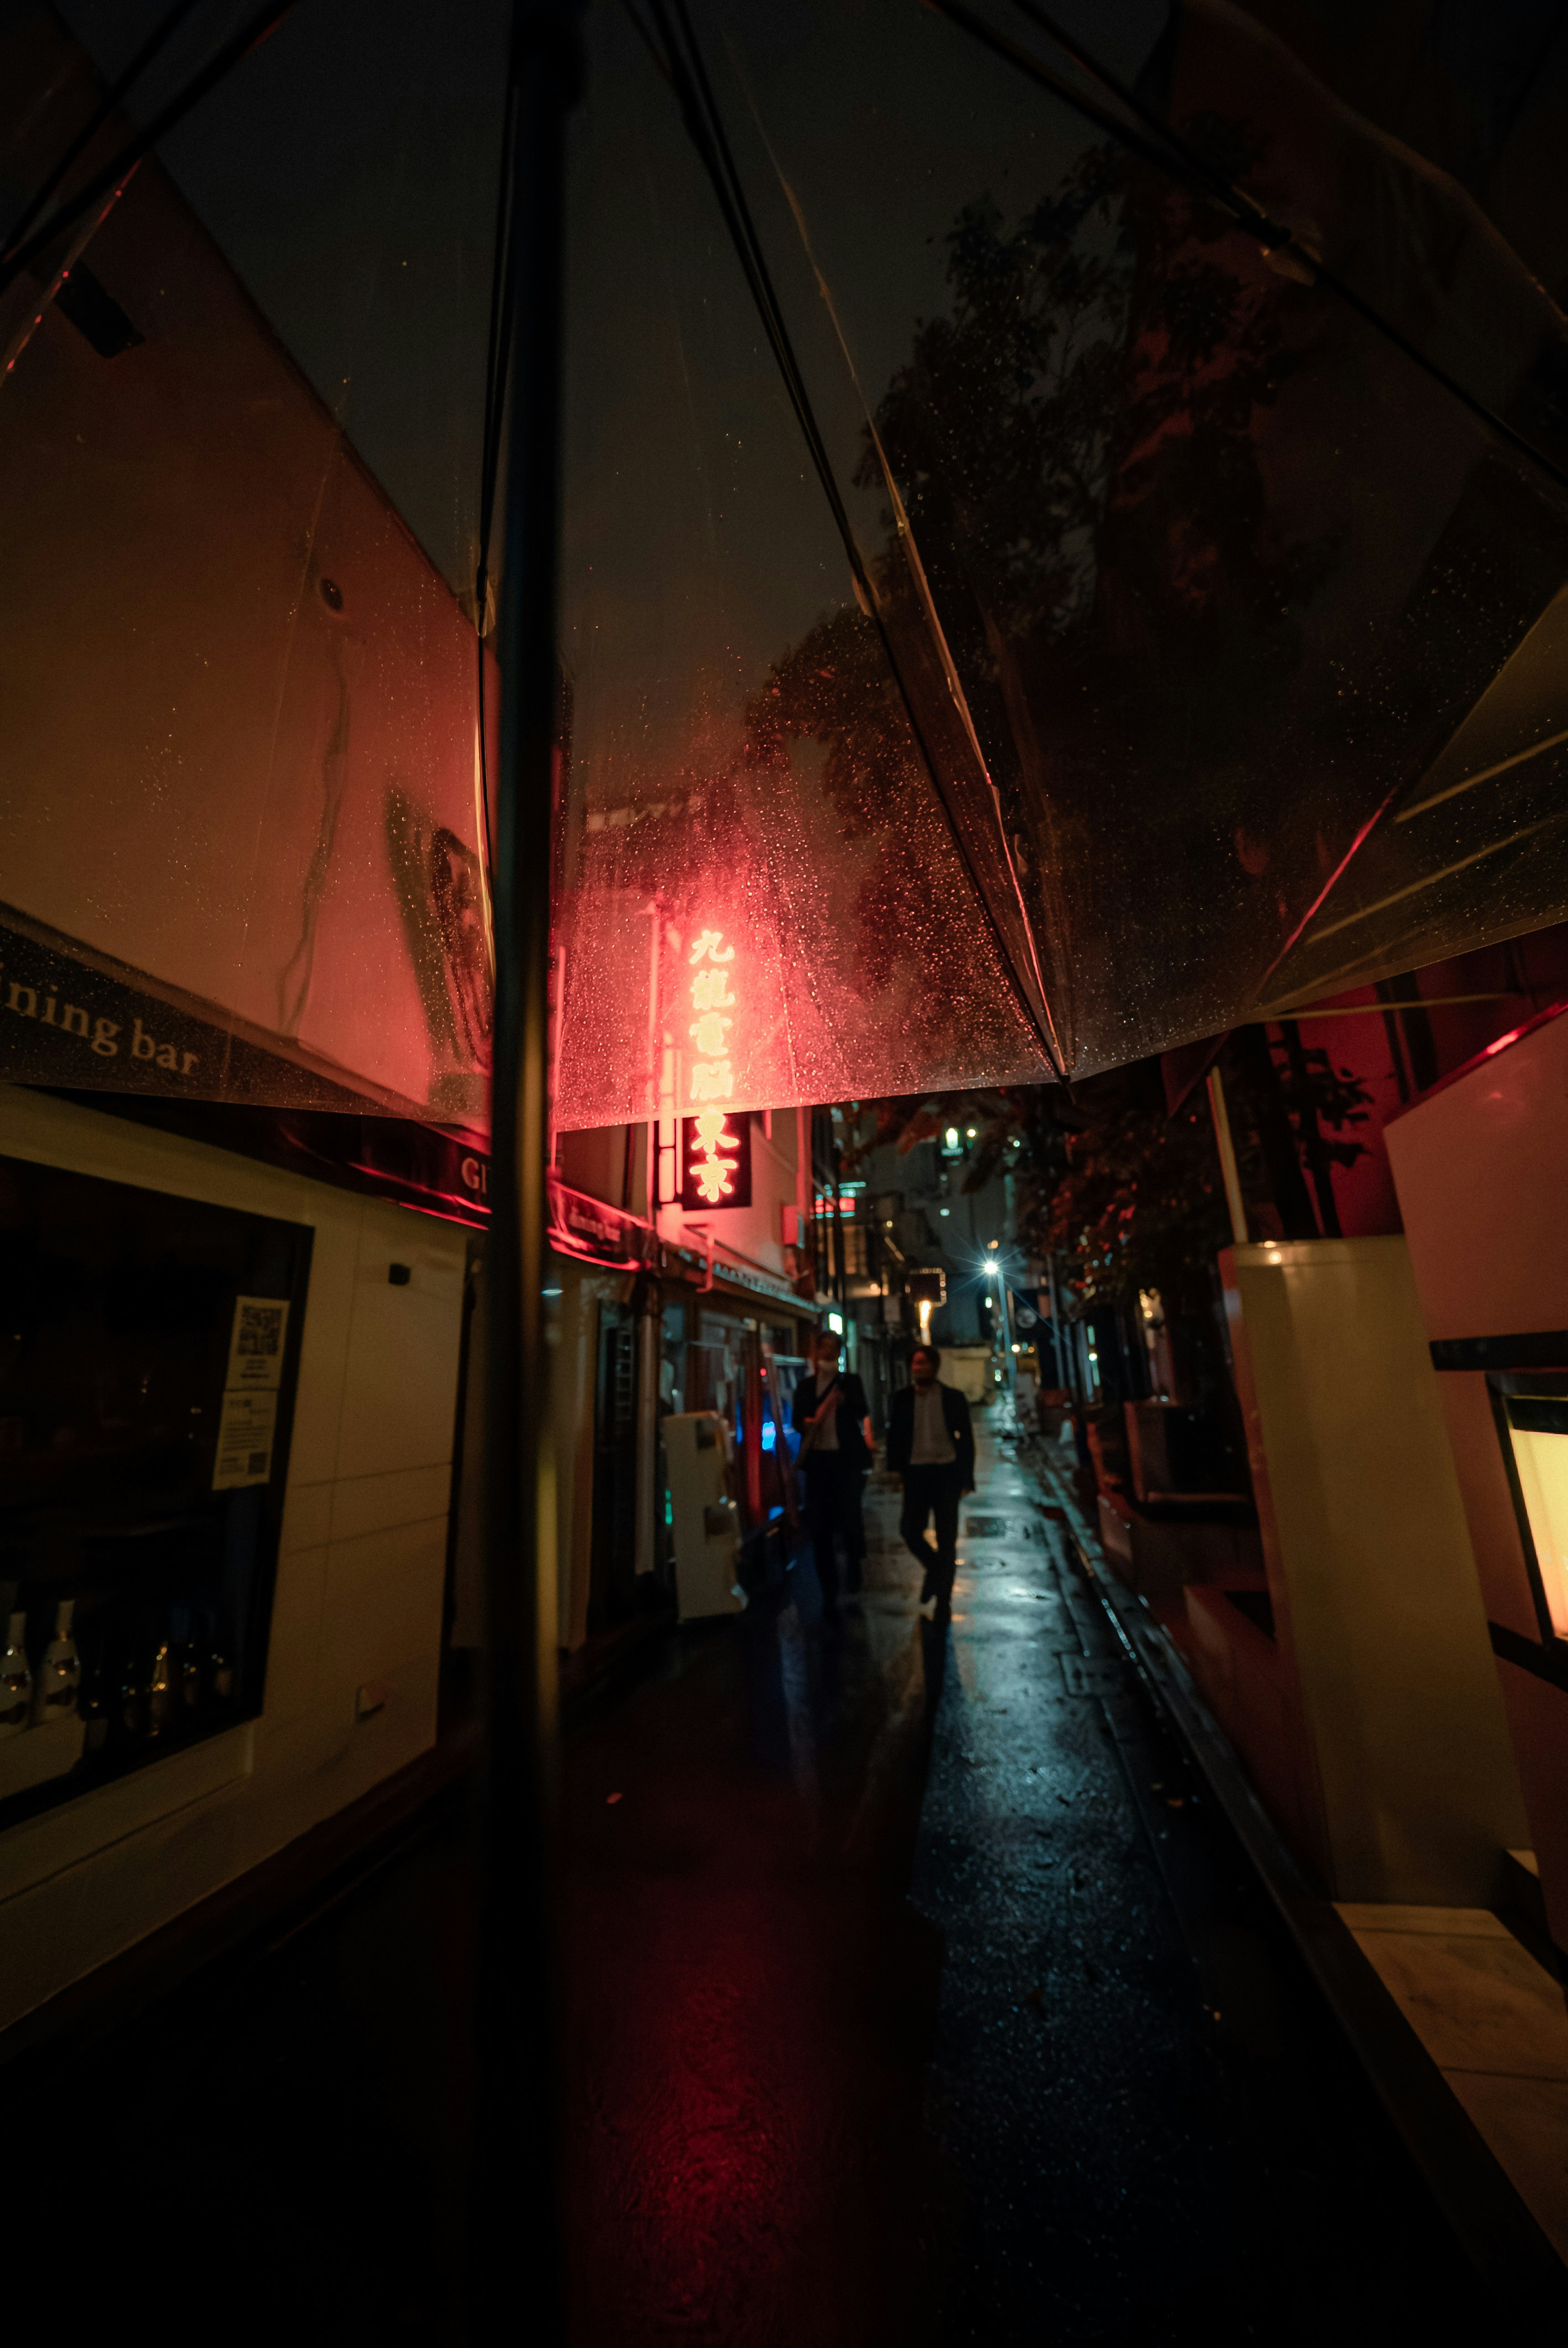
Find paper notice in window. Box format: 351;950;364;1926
212;1389;278;1490
224;1297;290;1392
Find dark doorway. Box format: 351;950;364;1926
587;1300;639;1636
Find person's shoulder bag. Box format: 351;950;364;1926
796;1373;839;1461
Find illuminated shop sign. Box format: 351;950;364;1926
680;1110;752;1210
687;927;736;1097
680;1107;749;1207
680;927;752;1208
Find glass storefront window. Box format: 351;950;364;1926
0;1153;310;1824
1494;1382;1568;1643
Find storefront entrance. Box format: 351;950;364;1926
587;1300;639;1637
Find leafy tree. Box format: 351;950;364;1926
748;131;1339;1063
849;1026;1372;1316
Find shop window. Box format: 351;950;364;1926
1491;1377;1568;1644
588;1301;639;1634
0;1154;311;1826
654;1300;688;1578
660;1301;687;1415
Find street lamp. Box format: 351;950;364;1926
987;1250;1018;1415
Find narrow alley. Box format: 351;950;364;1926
11;5;1568;2339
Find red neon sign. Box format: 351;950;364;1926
680;927;751;1208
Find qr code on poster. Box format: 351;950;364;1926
237;1303;284;1358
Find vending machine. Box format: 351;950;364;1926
662;1411;745;1622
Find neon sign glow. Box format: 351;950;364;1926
688;928;741;1199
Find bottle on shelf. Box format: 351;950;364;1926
207;1634;236;1709
31;1599;81;1726
172;1609;203;1718
116;1644;147;1746
0;1612;31;1739
145;1635;175;1739
79;1650;110;1761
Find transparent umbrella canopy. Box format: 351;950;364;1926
2;0;1567;1132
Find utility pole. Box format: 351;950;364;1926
988;1243;1016;1414
1000;1268;1018;1414
1045;1253;1065;1396
472;5;582;2339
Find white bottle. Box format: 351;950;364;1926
31;1599;80;1726
0;1612;31;1738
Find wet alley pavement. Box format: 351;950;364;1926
563;1414;1488;2342
16;1414;1498;2342
905;1430;1488;2341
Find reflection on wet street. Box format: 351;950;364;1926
562;1477;945;2346
565;1415;1486;2344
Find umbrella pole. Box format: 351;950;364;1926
470;5;581;2338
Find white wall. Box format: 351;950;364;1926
0;1089;466;2029
1222;1235;1527;1903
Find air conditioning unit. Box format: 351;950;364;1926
663;1411;746;1620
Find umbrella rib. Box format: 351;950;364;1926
643;0;1071;1085
0;2;300;299
0;0;203;269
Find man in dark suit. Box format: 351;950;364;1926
886;1345;975;1619
791;1330;873;1623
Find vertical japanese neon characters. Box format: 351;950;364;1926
685;929;746;1206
